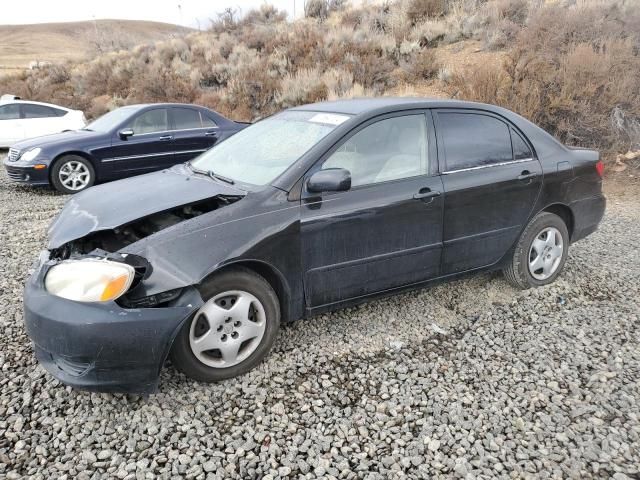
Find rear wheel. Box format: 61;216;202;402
171;267;280;382
51;155;95;194
503;212;569;289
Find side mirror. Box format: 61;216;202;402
118;128;134;140
307;168;351;193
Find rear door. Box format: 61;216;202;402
0;104;23;145
434;109;542;274
170;107;218;163
104;107;174;178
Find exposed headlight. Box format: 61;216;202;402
21;148;42;162
45;259;135;302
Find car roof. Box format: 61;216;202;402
290;97;502;116
0;99;73;111
124;103;211;110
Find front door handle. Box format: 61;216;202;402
517;170;538;181
413;189;441;202
159;135;173;141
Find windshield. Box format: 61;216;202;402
85;106;140;132
191;110;351;185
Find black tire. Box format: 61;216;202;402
50;155;95;194
503;212;570;289
171;267;280;382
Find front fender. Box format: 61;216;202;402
120;194;304;321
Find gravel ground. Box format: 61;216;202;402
0;165;639;479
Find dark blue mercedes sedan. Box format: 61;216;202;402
3;103;247;193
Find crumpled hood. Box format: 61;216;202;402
48;164;245;249
12;130;101;152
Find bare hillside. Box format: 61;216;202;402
0;20;191;75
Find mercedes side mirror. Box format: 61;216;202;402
307;168;351;193
118;128;134;140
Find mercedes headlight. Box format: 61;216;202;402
45;259;135;302
21;148;42;162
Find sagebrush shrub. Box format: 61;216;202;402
408;48;439;80
406;0;447;23
448;2;640;154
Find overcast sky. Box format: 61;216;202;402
1;0;305;27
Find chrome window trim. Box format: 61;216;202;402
123;126;220;138
102;149;207;163
441;157;534;175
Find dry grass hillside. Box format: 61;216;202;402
1;0;638;163
0;20;191;76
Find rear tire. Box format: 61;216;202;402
503;212;569;289
171;267;280;382
51;155;95;194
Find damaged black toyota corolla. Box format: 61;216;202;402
24;98;606;393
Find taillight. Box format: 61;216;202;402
595;160;604;177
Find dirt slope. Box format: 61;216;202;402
0;20;191;76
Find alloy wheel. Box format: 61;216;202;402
58;160;91;191
528;226;563;280
189;290;266;368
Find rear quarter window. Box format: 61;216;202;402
439;112;513;171
201;113;217;128
511;129;533;160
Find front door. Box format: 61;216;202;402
434;110;543;274
0;104;23;145
103;107;174;179
301;112;444;309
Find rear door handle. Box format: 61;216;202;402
413;189;441;202
204;130;218;137
159;135;173;141
517;170;537;181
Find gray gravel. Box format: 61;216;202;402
1;165;639;479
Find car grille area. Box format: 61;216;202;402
7;148;20;162
5;166;29;182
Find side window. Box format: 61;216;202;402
322;114;428;187
200;113;217;128
129;109;169;135
173;108;203;129
0;104;20;120
439;112;512;171
50;107;68;117
511;129;533;160
22;104;57;118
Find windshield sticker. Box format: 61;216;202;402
308;113;350;126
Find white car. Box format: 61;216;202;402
0;96;86;147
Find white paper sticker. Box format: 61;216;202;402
308;113;350;126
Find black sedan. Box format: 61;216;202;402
3;103;247;193
23;98;605;393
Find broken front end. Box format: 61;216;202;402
23;165;246;393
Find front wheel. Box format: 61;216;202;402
503;212;570;289
171;267;280;382
50;155;95;194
